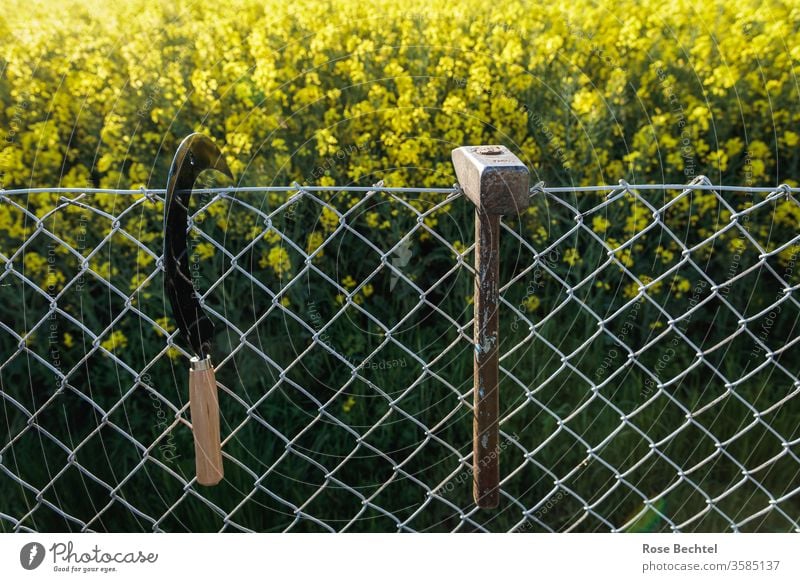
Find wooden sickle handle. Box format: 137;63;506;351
189;356;223;486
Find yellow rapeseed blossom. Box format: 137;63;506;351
342;395;357;413
193;242;215;261
101;330;128;352
320;207;340;233
592;216;611;234
522;295;540;312
306;231;325;257
155;316;175;336
655;246;674;264
563;248;580;267
623;282;640;300
261;247;292;277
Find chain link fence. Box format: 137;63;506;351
1;177;799;532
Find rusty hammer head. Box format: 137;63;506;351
452;145;530;214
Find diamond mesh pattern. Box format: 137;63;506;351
1;178;798;532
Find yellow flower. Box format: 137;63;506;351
572;88;600;118
193;242;215;261
623;282;640;299
63;333;74;348
155;316;175;336
261;246;292;276
263;230;281;244
306;231;325;256
320;207;340;232
592;216;611;234
625;205;650;234
639;274;663;295
316;128;338;156
136;251;155;268
23;252;46;275
342;395;357;413
655;245;674;264
563;248;580;267
342;275;357;289
101;330;128;352
522;295;540;312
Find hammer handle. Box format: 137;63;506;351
474;210;500;508
189;361;223;486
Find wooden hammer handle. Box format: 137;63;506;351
189;357;223;486
473;210;500;508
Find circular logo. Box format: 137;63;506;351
19;542;46;570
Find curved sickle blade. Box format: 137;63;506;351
163;133;233;358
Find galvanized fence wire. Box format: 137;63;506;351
0;177;799;532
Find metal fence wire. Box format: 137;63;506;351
1;177;799;532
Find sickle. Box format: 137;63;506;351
164;132;233;486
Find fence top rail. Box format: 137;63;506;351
0;180;798;197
